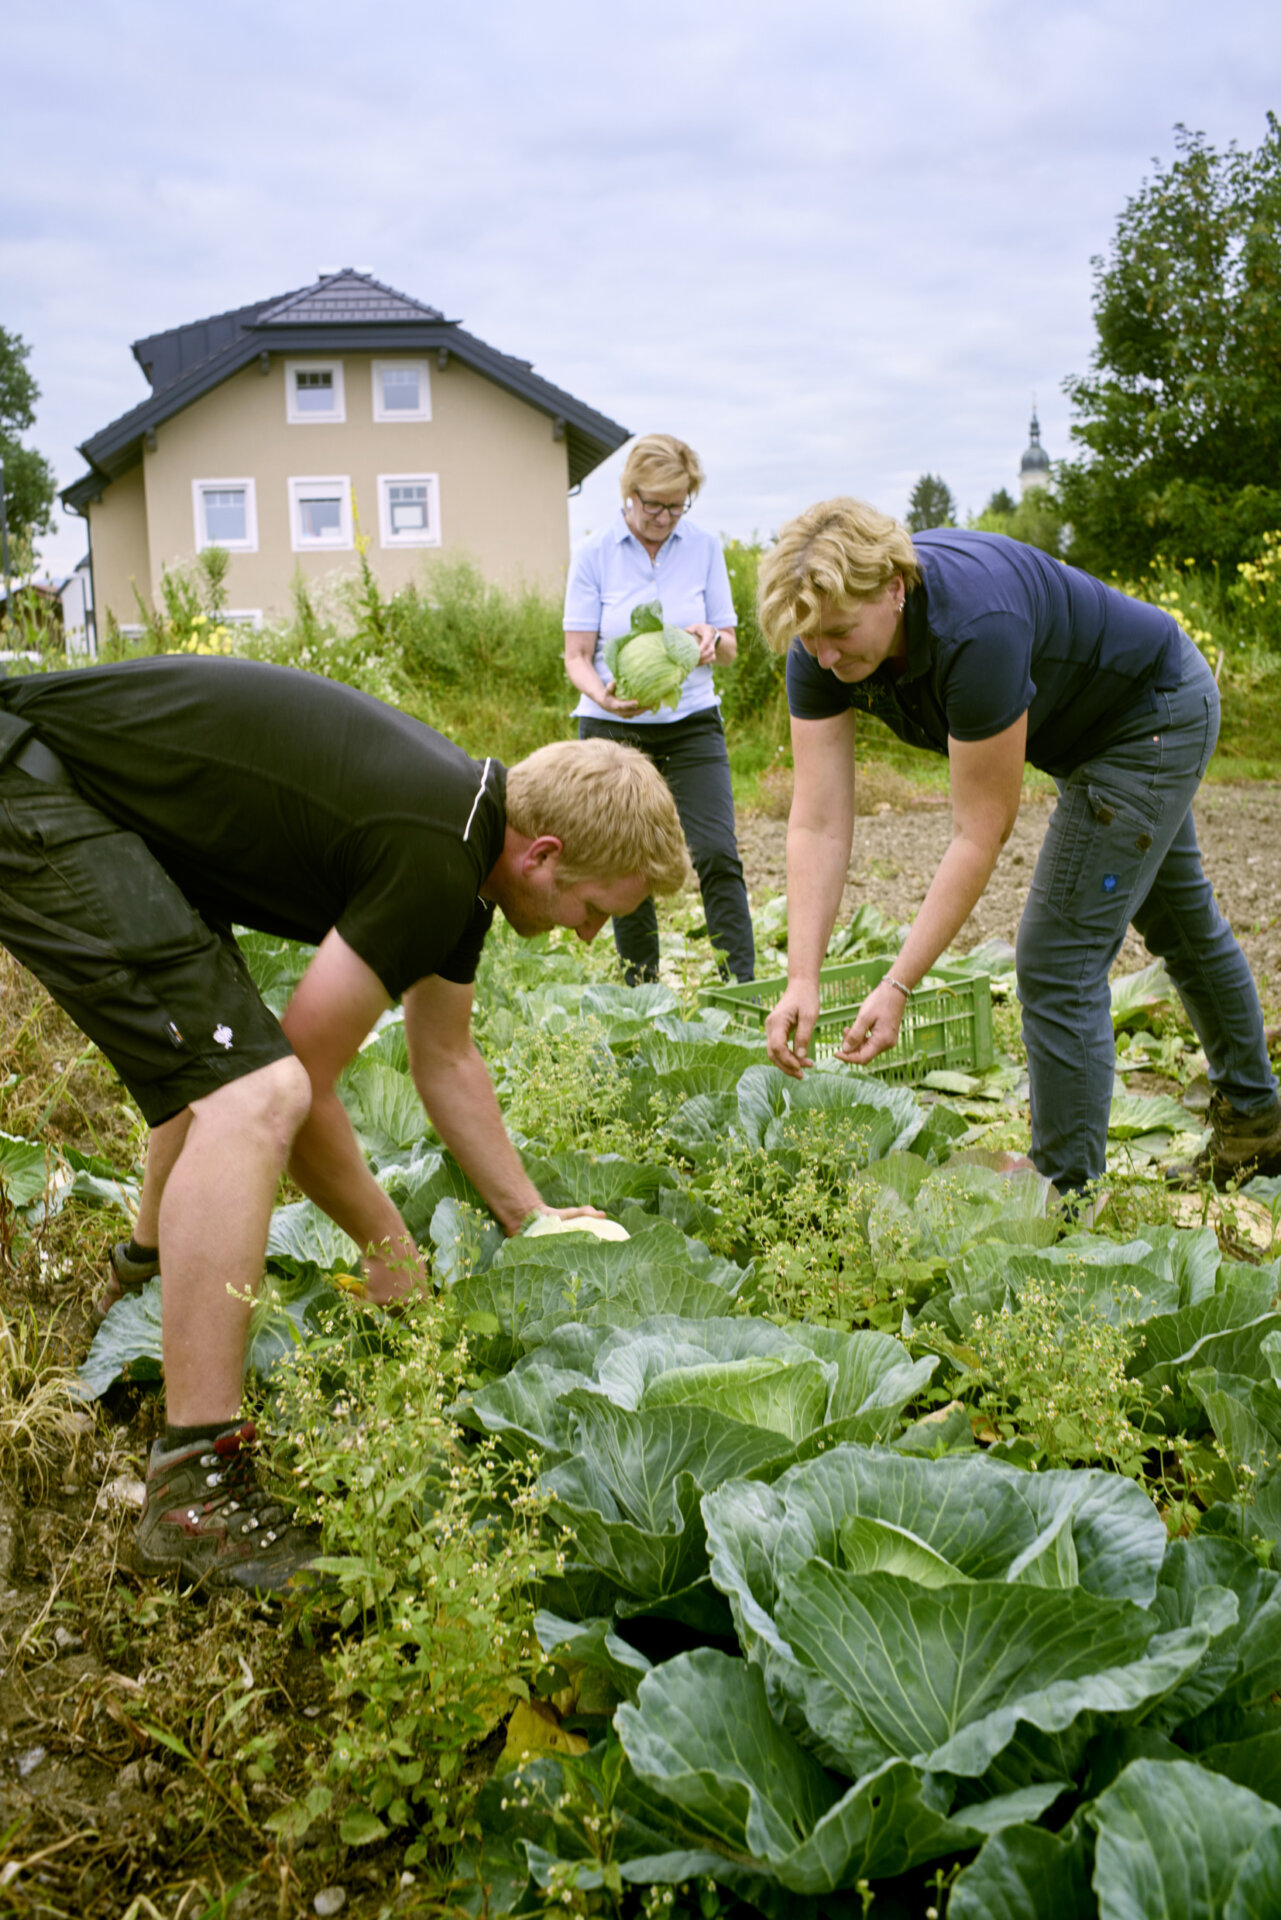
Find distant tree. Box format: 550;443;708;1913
0;327;56;549
1059;115;1281;579
969;490;1068;560
906;473;957;532
984;487;1018;517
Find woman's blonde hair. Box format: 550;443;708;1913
621;433;705;504
506;739;691;893
757;497;920;653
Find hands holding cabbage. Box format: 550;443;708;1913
602;601;708;713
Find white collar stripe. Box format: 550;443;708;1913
463;758;491;841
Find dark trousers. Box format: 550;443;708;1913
578;709;755;982
0;761;291;1126
1017;633;1276;1191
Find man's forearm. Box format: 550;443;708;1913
414;1043;542;1233
785;819;854;983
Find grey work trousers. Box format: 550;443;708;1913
1017;632;1277;1193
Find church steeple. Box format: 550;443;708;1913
1019;403;1051;496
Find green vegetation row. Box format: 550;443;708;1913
6;904;1281;1915
17;526;1281;796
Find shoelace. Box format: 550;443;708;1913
193;1425;293;1545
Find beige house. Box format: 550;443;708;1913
62;270;629;633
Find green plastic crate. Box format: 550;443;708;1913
697;954;993;1084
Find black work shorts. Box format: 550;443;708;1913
0;764;295;1126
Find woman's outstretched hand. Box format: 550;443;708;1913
766;980;821;1079
835;980;905;1066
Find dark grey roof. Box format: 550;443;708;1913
63;271;628;509
132;291;306;393
257;271;446;327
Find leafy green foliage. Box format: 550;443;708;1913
603;602;701;711
1060;115;1281;578
13;890;1281;1911
906;473;958;532
270;1293;557;1859
0;324;56;547
968;492;1068;559
1087;1758;1281;1916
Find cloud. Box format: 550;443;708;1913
4;0;1277;574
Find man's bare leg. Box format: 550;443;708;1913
133;1110;194;1246
158;1056;311;1427
96;1114;197;1320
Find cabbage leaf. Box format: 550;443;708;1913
604;602;701;710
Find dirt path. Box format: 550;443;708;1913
737;778;1281;1008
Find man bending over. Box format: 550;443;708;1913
0;655;689;1593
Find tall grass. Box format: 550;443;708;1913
89;544;794;789
51;530;1281;791
1109;554;1281;778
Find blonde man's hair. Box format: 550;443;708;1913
621;433;705;504
757;497;921;653
506;739;692;894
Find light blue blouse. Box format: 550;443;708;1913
563;510;738;725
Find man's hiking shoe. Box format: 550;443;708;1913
94;1241;161;1323
1169;1093;1281;1190
135;1422;321;1596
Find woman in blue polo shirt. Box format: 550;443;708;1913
755;495;1281;1201
564;434;755;983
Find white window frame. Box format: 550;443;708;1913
288;475;353;551
285;359;346;424
371;358;432;423
378;473;441;548
192;477;258;552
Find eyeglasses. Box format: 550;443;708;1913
633;492;690;521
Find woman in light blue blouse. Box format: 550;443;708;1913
563;434;755;984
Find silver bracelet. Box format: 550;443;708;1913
887;975;913;998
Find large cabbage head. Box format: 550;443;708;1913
603;601;701;711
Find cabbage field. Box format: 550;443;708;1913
4;904;1281;1920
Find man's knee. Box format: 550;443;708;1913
193;1054;312;1152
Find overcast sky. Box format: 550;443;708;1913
5;0;1279;580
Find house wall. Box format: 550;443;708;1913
86;464;151;631
96;353;571;628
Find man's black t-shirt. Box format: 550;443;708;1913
0;657;506;999
785;530;1184;777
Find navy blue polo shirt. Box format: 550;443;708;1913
785;530;1184;777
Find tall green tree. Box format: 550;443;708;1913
1;327;56;550
1059;115;1281;579
968;489;1067;560
906;473;957;532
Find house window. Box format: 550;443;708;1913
372;359;432;423
285;360;345;424
288;476;353;550
378;474;440;548
192;478;258;552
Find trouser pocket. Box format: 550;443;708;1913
1036;777;1163;933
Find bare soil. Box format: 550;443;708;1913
737;776;1281;1008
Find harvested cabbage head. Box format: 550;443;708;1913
525;1214;630;1241
604;601;700;711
